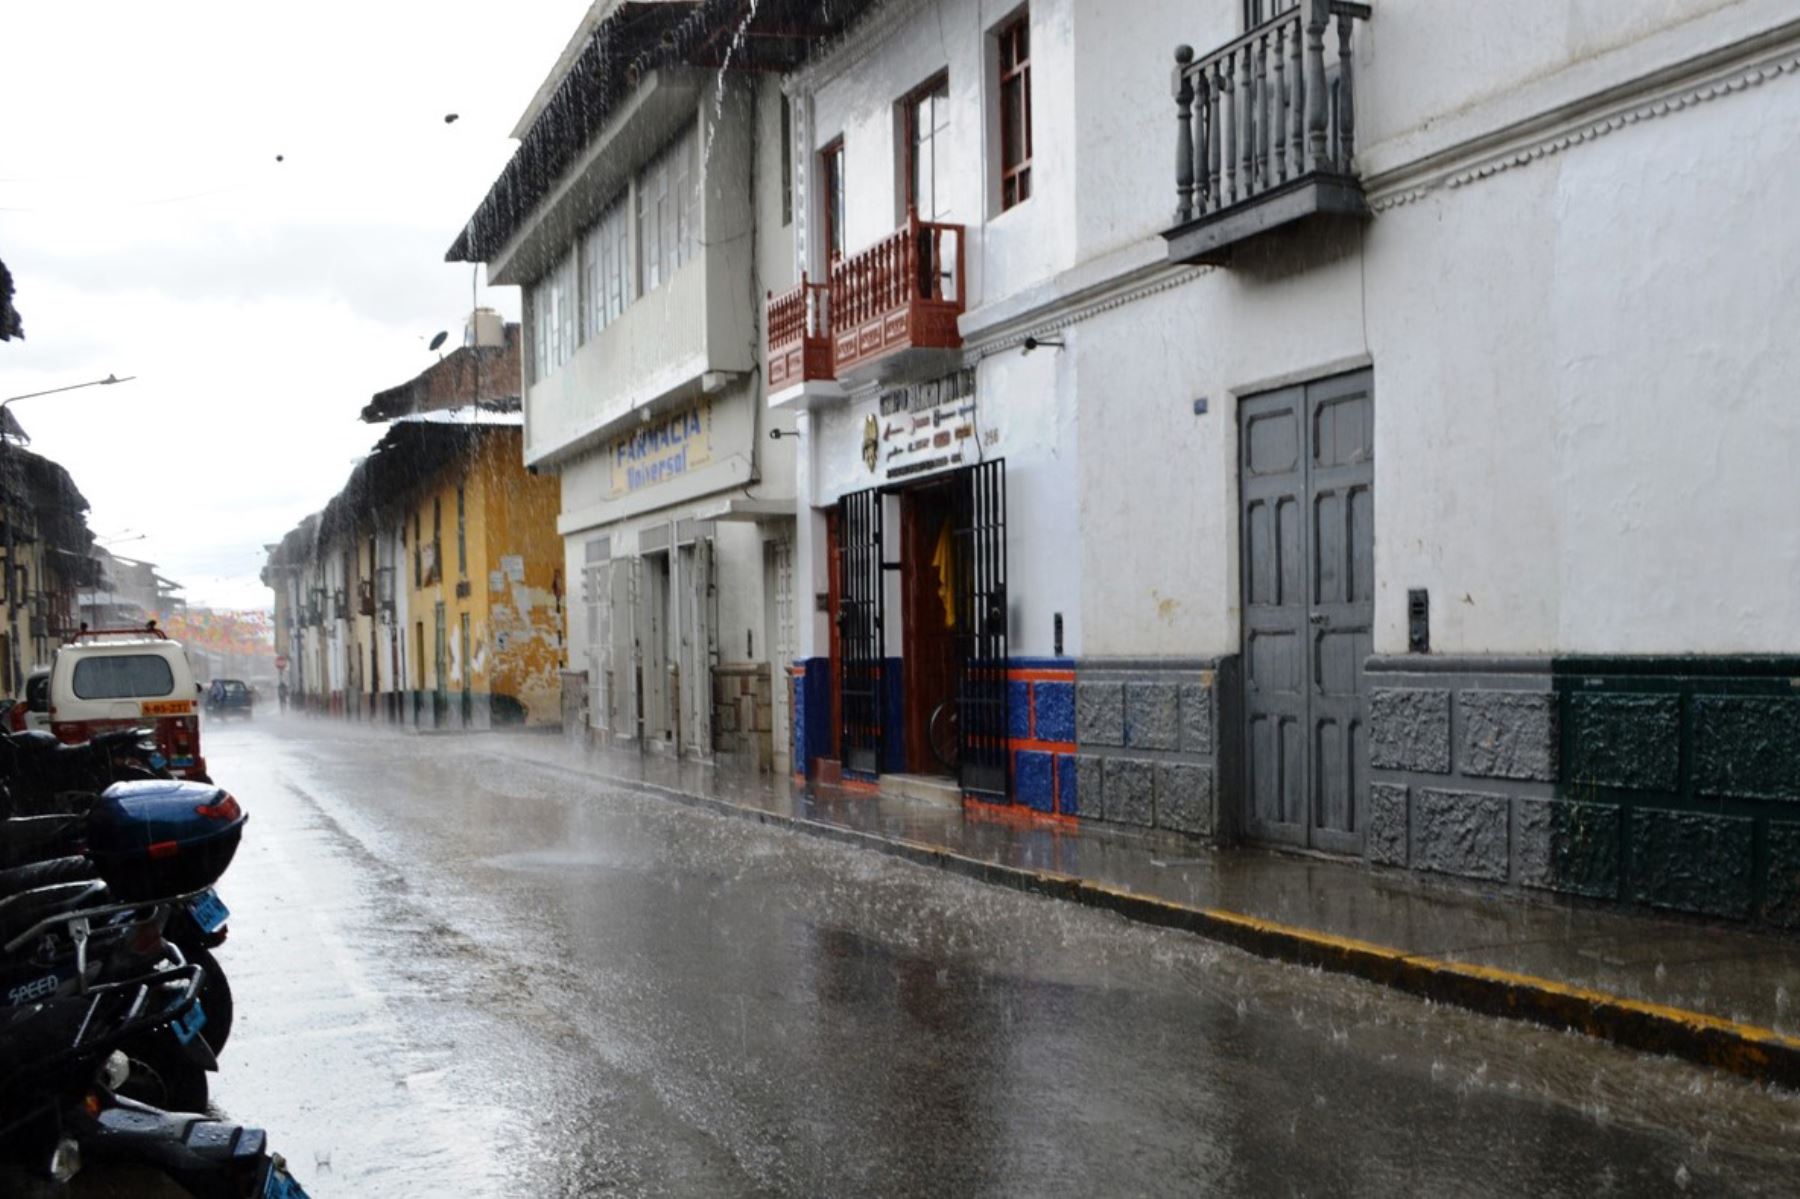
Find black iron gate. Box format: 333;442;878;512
836;487;884;775
951;459;1008;801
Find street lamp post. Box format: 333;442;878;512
0;374;136;690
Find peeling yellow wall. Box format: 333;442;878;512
475;431;565;725
402;428;564;725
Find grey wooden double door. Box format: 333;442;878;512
1239;371;1373;854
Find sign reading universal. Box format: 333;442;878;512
876;367;977;481
612;400;713;495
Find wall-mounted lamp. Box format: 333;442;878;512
1020;335;1065;356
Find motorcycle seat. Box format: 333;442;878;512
0;856;95;899
0;880;110;946
0;814;86;867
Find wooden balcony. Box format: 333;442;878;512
1163;0;1371;266
766;278;833;390
765;213;966;393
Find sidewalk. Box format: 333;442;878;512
491;730;1800;1087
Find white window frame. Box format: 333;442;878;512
580;194;631;340
637;126;698;295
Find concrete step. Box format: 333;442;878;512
879;772;962;810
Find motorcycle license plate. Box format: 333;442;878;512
171;999;207;1046
262;1157;313;1199
189;889;230;934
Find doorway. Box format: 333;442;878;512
764;531;797;770
1238;370;1374;854
832;459;1008;799
640;550;672;744
900;481;958;777
460;611;472;726
432;601;447;728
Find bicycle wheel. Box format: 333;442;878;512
927;700;959;772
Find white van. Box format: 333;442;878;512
49;626;207;780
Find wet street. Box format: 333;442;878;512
203;718;1800;1197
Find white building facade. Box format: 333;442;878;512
450;7;854;770
456;0;1800;927
771;0;1800;927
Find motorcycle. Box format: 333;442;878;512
0;776;298;1195
0;939;308;1196
0;780;246;1109
0;728;170;819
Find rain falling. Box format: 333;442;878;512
4;1;1800;1195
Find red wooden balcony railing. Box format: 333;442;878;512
766;276;832;389
831;212;964;376
763;212;966;388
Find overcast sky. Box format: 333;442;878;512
0;1;593;610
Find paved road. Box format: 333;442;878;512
198;719;1800;1197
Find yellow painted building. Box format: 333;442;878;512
400;424;564;727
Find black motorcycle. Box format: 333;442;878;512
0;942;308;1196
0;729;169;819
0;780;247;1108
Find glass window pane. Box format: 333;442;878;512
72;654;175;700
1002;78;1021;168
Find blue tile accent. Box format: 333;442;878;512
1016;750;1055;813
794;658;832;776
1035;681;1075;743
1009;657;1077;671
1055;754;1079;816
790;668;802;767
1009;680;1032;740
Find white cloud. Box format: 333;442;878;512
0;0;592;609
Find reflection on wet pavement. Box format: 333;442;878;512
205;720;1800;1196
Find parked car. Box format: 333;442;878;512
204;678;254;721
6;667;50;733
49;625;206;780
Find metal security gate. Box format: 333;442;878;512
681;534;716;757
836;488;884;775
765;533;797;769
1239;372;1373;853
951;459;1008;801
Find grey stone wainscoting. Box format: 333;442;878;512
1074;657;1239;841
1368;655;1800;929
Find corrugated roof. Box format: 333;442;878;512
446;0;881;265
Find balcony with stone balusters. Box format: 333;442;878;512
1163;0;1372;266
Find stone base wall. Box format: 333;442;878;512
1073;657;1235;840
1368;655;1800;928
714;662;774;773
397;689;496;731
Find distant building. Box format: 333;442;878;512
264;316;566;727
81;548;182;629
0;446;101;687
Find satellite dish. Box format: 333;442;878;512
427;331;449;352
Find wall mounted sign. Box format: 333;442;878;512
611;400;713;495
877;367;978;481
